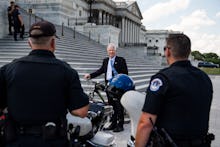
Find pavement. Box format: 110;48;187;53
209;75;220;147
110;75;220;147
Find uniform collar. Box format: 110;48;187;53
170;60;191;67
29;49;55;57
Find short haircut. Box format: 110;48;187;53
107;43;116;51
166;34;191;58
29;29;53;45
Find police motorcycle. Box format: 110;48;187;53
66;74;135;147
66;80;116;147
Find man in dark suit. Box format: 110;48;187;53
84;43;128;132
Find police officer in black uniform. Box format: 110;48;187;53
135;34;213;147
7;1;15;35
12;5;24;41
0;21;89;147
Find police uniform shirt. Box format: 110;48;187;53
12;8;20;25
142;60;213;139
0;50;89;125
7;6;12;17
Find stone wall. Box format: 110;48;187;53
16;0;88;27
0;1;8;38
83;24;120;47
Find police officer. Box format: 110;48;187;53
12;5;24;41
0;21;89;147
135;34;213;147
7;1;15;35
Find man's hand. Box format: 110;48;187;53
84;74;91;80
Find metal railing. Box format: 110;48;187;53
19;8;44;31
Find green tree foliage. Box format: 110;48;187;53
203;53;220;65
191;51;220;66
191;51;204;61
203;53;218;59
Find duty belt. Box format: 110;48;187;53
18;125;43;136
174;133;214;147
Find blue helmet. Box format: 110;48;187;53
107;74;135;98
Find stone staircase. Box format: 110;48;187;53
0;24;164;95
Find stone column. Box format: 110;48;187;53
134;23;136;44
0;0;8;38
134;22;136;44
125;18;128;44
127;18;129;44
135;23;137;44
130;20;132;44
99;10;102;25
109;14;112;25
118;19;121;45
114;16;116;26
133;23;136;44
137;24;140;44
103;12;106;25
127;19;129;44
102;11;104;25
108;13;110;25
112;16;115;26
131;21;133;44
106;13;108;25
128;19;131;44
122;17;125;45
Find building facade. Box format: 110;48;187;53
145;30;182;56
1;0;181;51
13;0;143;47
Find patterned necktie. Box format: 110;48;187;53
111;59;118;76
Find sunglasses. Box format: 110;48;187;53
164;46;171;51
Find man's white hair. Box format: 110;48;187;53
107;43;116;51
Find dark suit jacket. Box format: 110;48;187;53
90;56;128;84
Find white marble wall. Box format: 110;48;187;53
16;0;88;27
83;24;120;47
145;30;182;56
0;1;8;38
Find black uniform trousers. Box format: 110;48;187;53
107;92;124;128
13;23;24;40
8;16;13;35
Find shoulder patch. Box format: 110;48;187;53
150;78;163;92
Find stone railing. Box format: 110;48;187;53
115;2;127;8
72;24;120;47
95;0;116;7
68;17;88;26
16;0;61;3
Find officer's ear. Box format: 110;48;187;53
50;37;56;52
165;48;172;57
167;49;171;56
28;38;33;48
